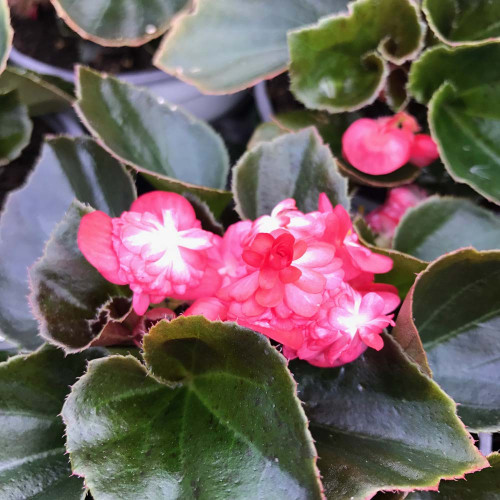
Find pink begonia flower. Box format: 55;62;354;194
366;185;428;244
78;191;221;316
187;194;400;368
342;112;439;175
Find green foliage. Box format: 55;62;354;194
63;317;323;499
233;128;349;220
0;0;11;75
288;0;425;112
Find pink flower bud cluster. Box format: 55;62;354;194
78;191;400;368
342;112;439;175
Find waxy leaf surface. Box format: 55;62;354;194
393;249;500;431
0;67;74;116
0;345;105;499
408;453;500;499
0;137;135;349
289;0;425;112
424;0;500;45
155;0;350;93
409;43;500;204
52;0;189;46
0;0;11;74
233;128;349;220
0;91;32;166
76;67;231;216
394;197;500;261
63;317;323;499
276;110;421;187
29;202;132;353
292;333;488;500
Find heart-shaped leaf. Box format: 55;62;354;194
62;317;323;499
0;67;74;116
0;0;11;75
394;197;500;261
0;345;105;499
393;248;500;432
288;0;425;112
354;218;428;299
52;0;190;47
233;127;350;219
0;137;136;350
423;0;500;46
292;333;488;500
409;43;500;204
76;66;231;216
30;202;134;353
407;453;500;499
155;0;350;93
275;110;421;187
0;91;32;166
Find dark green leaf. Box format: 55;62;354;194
155;0;350;93
409;43;500;204
0;91;32;166
292;333;488;500
233;128;350;219
354;218;428;299
288;0;425;112
63;317;323;499
0;137;136;350
0;67;74;116
275;110;421;187
424;0;500;45
76;66;231;217
0;345;105;499
30;202;134;353
394;197;500;261
0;0;11;75
385;66;410;112
393;248;500;431
52;0;189;46
407;453;500;499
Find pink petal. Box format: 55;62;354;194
78;211;126;284
255;284;284;308
295;268;326;293
279;266;302;284
179;228;214;250
342;118;412;175
284;285;322;318
361;332;384;351
410;134;439;168
225;271;259;302
130;191;197;229
133;292;150;316
185;297;228;321
318;193;334;213
259;267;279;289
294;243;335;268
347;243;393;274
172;266;221;301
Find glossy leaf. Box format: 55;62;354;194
63;317;323;499
292;333;488;500
155;0;350;93
409;43;500;204
394;197;500;261
393;248;500;432
288;0;425;112
276;110;421;187
0;137;135;350
354;218;428;299
408;453;500;499
30;202;133;353
0;0;11;75
0;67;74;116
0;91;32;166
52;0;189;47
424;0;500;45
0;345;105;499
233;128;350;220
76;66;231;216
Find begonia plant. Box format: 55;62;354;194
0;1;499;500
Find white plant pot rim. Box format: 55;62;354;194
9;46;175;85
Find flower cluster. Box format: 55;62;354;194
78;191;400;368
342;112;439;175
366;185;428;246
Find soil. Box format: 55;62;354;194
0;117;52;210
11;4;156;73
